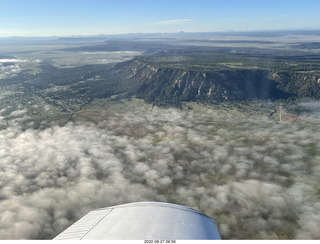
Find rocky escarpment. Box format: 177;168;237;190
33;56;318;108
271;71;320;99
114;57;292;104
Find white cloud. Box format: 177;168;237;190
0;104;319;239
0;59;27;63
0;63;22;79
151;19;192;25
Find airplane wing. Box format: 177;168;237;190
53;201;221;240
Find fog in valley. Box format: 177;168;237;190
0;100;319;239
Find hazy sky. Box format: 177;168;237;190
0;0;320;36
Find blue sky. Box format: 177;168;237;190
0;0;320;36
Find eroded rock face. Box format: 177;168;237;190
29;56;318;107
114;58;292;104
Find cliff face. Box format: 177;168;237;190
271;71;320;99
113;58;292;104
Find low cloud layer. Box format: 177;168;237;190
0;63;21;79
0;104;319;239
0;59;27;63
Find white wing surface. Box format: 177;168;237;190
54;201;221;240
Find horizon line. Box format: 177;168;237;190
1;28;320;39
